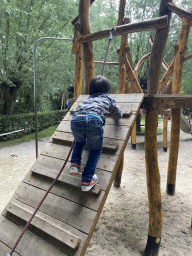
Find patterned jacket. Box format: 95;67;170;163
73;93;123;125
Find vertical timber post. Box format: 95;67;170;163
163;111;168;152
114;0;128;188
166;17;191;195
79;0;95;94
144;0;172;255
72;29;83;98
128;46;137;150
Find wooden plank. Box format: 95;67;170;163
30;158;113;191
13;183;97;235
5;199;81;250
53;127;119;152
0;241;19;256
0;215;67;256
78;16;168;43
23;170;106;212
75;93;145;103
52;131;119;151
142;94;192;110
32;153;117;173
31;167;102;195
44;140;121;162
53;117;135;141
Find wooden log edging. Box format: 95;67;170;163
78;15;168;43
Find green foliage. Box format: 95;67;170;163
0;109;67;141
0;0;78;114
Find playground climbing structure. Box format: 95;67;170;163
0;0;192;256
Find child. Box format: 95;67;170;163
69;75;123;192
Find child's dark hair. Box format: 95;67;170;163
89;75;110;95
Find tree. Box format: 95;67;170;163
0;0;78;114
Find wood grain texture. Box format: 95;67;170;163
0;215;67;256
78;16;168;43
5;199;81;250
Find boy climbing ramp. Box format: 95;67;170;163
69;75;123;192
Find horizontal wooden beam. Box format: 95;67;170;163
166;3;192;21
78;15;168;43
184;53;192;62
141;94;192;110
94;61;119;65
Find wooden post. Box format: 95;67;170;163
72;29;83;98
131;122;137;149
74;44;83;97
163;112;168;152
144;0;172;255
79;0;95;94
129;48;138;149
167;17;191;195
114;0;127;188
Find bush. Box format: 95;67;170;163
0;109;67;141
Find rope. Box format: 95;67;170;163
6;27;115;256
100;27;116;76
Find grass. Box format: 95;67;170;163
0;125;58;149
137;117;163;135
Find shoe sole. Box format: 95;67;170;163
70;172;82;175
81;179;98;192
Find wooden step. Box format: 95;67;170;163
5;199;81;250
31;166;102;195
51;132;119;152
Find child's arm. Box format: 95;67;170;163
109;99;123;119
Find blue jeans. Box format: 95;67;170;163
70;115;103;183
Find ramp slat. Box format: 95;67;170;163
37;151;117;172
41;141;122;161
51;132;119;152
53;120;130;140
5;199;81;250
31;166;102;195
13;183;97;234
0;241;19;256
0;215;67;256
23;170;105;211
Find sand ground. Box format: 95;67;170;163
0;120;192;255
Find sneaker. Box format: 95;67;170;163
81;174;98;192
69;164;82;175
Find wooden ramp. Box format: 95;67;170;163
0;94;144;256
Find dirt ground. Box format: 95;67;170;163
0;120;192;255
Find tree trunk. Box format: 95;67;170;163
1;82;21;115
